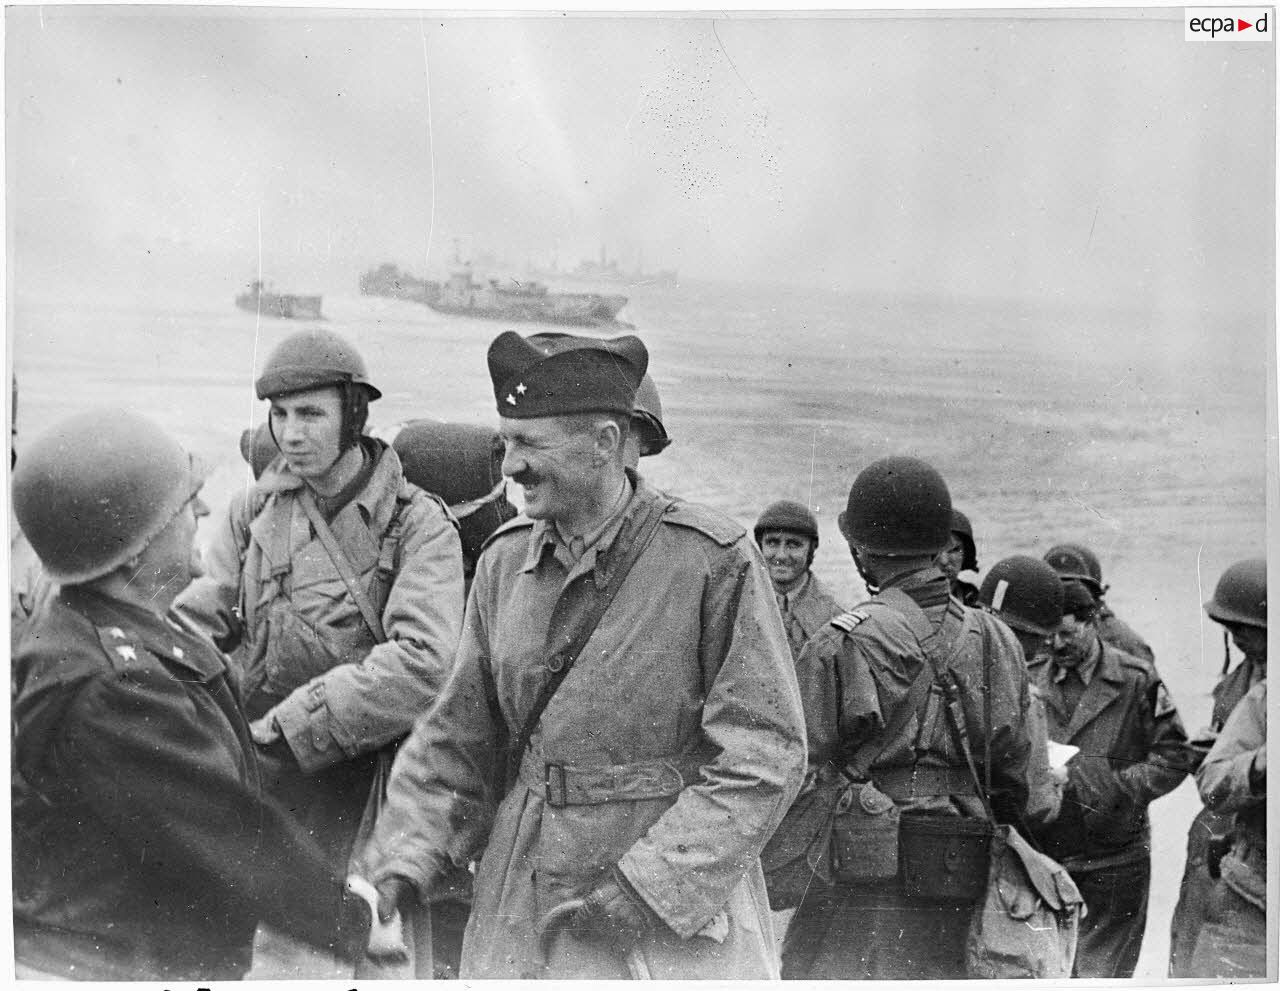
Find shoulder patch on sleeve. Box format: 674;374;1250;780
660;500;746;547
481;513;535;551
830;609;871;633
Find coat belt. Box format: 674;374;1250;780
518;751;696;807
872;765;976;800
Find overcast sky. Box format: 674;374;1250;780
6;6;1275;309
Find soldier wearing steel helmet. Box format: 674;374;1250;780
1169;557;1266;977
175;328;465;976
625;372;672;467
1043;542;1154;663
936;508;981;606
782;456;1032;980
979;555;1070;824
1024;579;1192;978
11;409;386;980
754;499;846;661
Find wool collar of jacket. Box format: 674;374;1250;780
522;468;653;582
255;436;403;528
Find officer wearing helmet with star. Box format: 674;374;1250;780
782;456;1033;979
175;328;465;976
11;409;388;980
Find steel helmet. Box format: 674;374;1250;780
980;555;1065;637
1043;543;1105;597
841;456;952;556
1204;558;1267;629
632;373;671;456
12;408;204;584
239;421;281;479
950;508;978;572
255;328;382;400
754;500;820;547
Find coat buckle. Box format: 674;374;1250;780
545;763;568;808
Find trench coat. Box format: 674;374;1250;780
364;474;807;979
12;584;359;980
176;439;465;863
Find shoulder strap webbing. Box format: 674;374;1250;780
506;495;670;783
297;487;387;644
841;592;964;780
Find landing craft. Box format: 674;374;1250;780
235;280;323;320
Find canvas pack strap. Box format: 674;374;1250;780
842;614;937;782
297;487;387;644
506;495;671;783
873;586;993;817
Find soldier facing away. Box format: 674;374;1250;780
361;330;807;979
782;456;1033;979
176;328;466;976
978;554;1070;825
11;409;381;979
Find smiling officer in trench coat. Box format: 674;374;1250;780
360;330;807;979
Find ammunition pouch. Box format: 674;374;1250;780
831;781;900;883
899;812;993;902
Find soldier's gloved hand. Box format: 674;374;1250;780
346;876;409;962
572;866;663;944
375;874;417;924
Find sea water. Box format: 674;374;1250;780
10;278;1269;976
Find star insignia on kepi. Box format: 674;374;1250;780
516;382;527;395
107;627;127;639
115;645;138;662
506;393;517;406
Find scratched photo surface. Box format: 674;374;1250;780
6;5;1274;981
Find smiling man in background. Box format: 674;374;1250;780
754;499;845;661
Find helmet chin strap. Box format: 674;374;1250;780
851;546;881;595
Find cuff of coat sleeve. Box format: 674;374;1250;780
275;683;343;774
616;854;713;941
370;853;449;905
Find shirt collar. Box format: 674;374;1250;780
777;572;811;611
524;470;641;575
1053;635;1102;685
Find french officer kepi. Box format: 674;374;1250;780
360;330;807;979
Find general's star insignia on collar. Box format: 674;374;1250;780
107;627;127;639
115;645;138;662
